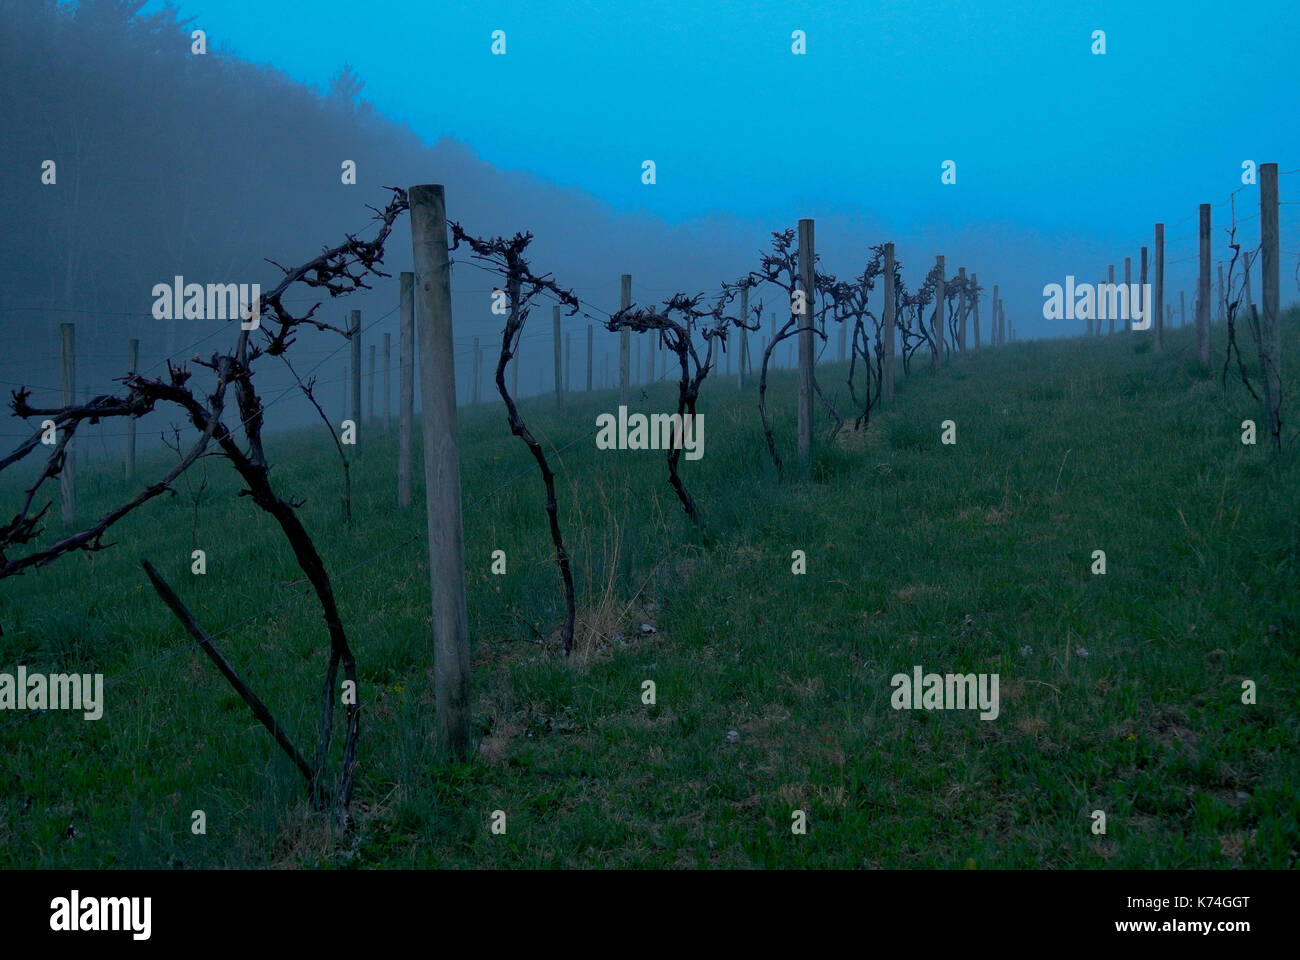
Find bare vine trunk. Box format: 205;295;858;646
496;277;576;655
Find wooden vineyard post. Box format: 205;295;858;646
409;183;471;759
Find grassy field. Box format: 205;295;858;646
1;316;1297;869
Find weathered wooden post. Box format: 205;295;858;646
797;218;815;482
60;323;75;524
619;274;631;406
1259;162;1282;451
553;306;563;409
1197;204;1211;365
125;337;138;481
398;272;414;507
350;309;362;428
883;242;896;400
409;183;471;759
586;324;593;391
1153;224;1164;350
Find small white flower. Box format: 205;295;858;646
1076;646;1090;659
726;730;739;743
1020;644;1034;656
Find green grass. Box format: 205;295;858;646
2;316;1298;868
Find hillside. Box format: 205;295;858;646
1;317;1297;868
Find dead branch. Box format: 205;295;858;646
448;222;581;656
0;192;408;827
141;558;316;786
608;285;733;526
283;357;352;526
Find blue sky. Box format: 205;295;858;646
147;0;1298;219
143;0;1300;330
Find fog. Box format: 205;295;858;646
2;1;1295;462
